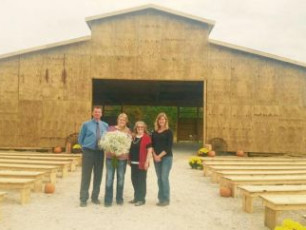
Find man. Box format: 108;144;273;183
78;106;108;207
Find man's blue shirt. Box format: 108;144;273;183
78;119;109;150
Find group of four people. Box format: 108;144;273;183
78;106;173;207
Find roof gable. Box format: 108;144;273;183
85;4;215;34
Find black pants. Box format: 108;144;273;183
80;148;104;202
131;164;147;202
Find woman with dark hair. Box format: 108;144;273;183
152;112;173;206
129;121;152;206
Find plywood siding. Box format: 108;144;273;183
0;9;305;154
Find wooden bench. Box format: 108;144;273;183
0;178;36;204
0;171;49;192
203;161;306;176
0;191;6;220
211;170;306;183
200;156;306;162
0;155;79;170
0;152;82;165
220;175;306;197
0;163;58;182
204;165;306;176
0;159;72;176
0;147;52;152
238;185;306;213
260;194;306;229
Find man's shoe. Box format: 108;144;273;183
104;202;112;207
117;201;123;205
135;201;145;206
92;199;101;205
157;201;169;206
80;201;87;207
129;199;136;204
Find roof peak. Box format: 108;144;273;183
85;4;215;33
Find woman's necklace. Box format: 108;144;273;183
133;135;143;144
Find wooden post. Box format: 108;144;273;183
20;187;31;205
264;206;279;229
242;193;254;213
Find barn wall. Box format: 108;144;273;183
206;44;306;153
0;9;305;154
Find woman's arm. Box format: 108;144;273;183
145;147;153;169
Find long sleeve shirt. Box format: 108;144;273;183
78;119;108;150
152;129;173;157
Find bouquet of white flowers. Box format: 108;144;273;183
99;130;132;156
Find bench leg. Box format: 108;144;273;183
34;180;43;193
62;166;68;177
50;172;57;184
264;207;279;230
211;173;217;183
0;197;3;220
203;167;209;176
70;163;76;171
242;194;254;213
20;188;31;205
232;185;238;198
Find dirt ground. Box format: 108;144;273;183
2;144;305;230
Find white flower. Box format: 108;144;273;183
98;130;132;156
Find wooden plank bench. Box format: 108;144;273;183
0;155;79;169
211;170;306;183
204;165;306;176
0;164;58;182
0;159;72;176
0;191;6;220
220;175;306;197
0;171;49;192
0;178;36;204
0;152;82;165
260;194;306;229
203;161;306;176
0;147;52;152
238;185;306;213
200;156;306;162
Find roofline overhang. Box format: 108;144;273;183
85;4;215;34
209;39;306;68
0;35;91;60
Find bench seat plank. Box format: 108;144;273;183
260;194;306;229
0;178;36;204
220;175;306;197
238;185;306;213
204;165;306;176
212;170;306;183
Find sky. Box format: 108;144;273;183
0;0;306;63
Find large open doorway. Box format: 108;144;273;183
92;79;204;142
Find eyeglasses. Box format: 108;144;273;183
137;126;144;129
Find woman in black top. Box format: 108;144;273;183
152;112;173;206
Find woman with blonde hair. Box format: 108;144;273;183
104;113;132;207
152;112;173;206
128;121;152;206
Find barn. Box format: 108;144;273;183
0;4;305;155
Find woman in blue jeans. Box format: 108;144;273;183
104;113;132;207
152;112;173;206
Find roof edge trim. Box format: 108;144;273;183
209;39;306;68
85;4;215;28
0;35;91;60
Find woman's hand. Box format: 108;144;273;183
154;155;162;162
144;161;150;170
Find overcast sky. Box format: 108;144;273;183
0;0;305;63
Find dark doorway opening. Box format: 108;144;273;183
92;79;204;142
